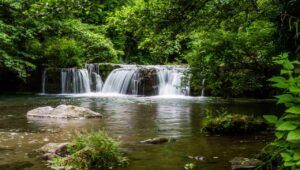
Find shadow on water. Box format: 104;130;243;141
0;94;282;170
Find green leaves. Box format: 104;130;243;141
277;122;297;131
276;94;295;104
263;115;278;123
287;130;300;142
287;106;300;114
267;53;300;169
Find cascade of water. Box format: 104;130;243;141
157;67;190;96
101;68;139;94
60;68;91;93
201;79;205;97
85;64;103;92
42;64;191;96
42;70;46;94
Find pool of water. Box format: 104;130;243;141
0;94;281;170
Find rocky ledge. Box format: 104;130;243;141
27;105;102;119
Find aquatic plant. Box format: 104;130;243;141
202;112;267;134
264;53;300;169
50;130;127;170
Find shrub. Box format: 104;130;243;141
264;53;300;169
50;131;127;170
202;112;267;134
44;38;84;68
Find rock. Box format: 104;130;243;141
27;105;102;119
140;137;176;144
38;142;70;160
230;157;263;169
188;155;205;161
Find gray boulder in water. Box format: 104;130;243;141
27;105;102;119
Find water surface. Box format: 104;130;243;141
0;95;280;170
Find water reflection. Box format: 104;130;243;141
0;95;281;170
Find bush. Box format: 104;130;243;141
50;131;127;170
202;112;268;134
264;53;300;169
44;38;84;68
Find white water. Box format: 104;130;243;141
102;68;138;94
157;68;190;96
42;64;198;96
86;64;103;92
61;68;91;93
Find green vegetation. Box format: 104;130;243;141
263;53;300;169
0;0;299;96
202;112;267;134
50;131;127;170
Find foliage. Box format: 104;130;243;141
264;53;300;169
186;0;278;97
0;0;122;82
202;111;267;134
50;131;127;170
0;0;299;96
43;38;84;68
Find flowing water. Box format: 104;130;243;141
42;64;191;96
0;94;280;170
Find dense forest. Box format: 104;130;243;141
0;0;299;97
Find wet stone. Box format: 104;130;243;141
230;157;263;169
140;137;176;144
27;105;102;119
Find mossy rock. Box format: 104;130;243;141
202;113;268;134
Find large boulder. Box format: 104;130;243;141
27;105;102;119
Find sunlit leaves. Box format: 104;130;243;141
266;53;300;169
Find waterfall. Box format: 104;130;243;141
61;68;91;93
157;67;190;96
101;68;139;94
201;79;205;97
85;64;103;92
42;64;191;96
42;70;46;94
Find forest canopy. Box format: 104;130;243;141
0;0;299;97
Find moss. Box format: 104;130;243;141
202;112;268;134
49;131;128;170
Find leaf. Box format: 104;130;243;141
283;61;294;70
269;76;286;83
284;161;295;167
263;115;278;124
277;122;297;131
287;130;300;141
275;131;285;139
289;87;300;93
276;94;294;104
281;152;293;162
282;114;299;120
273;83;289;89
280;70;293;75
294;152;300;160
287;106;300;114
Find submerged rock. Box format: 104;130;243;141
140;137;176;144
230;157;263;169
38;142;70;160
27;105;102;119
